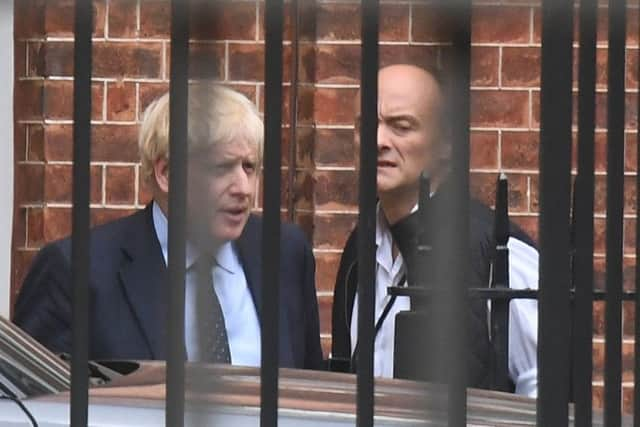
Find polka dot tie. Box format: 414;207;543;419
194;254;231;364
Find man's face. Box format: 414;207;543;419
187;139;258;245
354;66;443;199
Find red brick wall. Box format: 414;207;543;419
12;0;640;410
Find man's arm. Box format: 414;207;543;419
13;243;73;355
507;237;539;397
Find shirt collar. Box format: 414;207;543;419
375;202;418;274
152;201;237;274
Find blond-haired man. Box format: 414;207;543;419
15;85;323;370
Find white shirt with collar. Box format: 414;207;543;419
349;203;539;397
152;202;261;366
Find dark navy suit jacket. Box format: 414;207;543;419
13;204;323;370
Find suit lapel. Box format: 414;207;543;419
235;215;294;367
118;205;168;359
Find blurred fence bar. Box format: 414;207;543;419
356;1;379;426
261;1;284;426
573;0;597;424
537;0;573;425
445;1;472;424
604;0;626;425
71;0;93;425
165;1;189;426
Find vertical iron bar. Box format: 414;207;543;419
635;6;640;422
165;1;189;426
635;15;640;420
491;173;511;392
604;1;626;425
356;1;378;426
446;1;471;425
261;0;284;426
574;0;597;424
71;0;92;425
287;0;299;222
537;0;574;425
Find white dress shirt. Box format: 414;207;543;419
152;202;261;366
350;204;538;397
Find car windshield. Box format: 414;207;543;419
0;316;71;399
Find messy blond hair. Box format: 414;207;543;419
138;83;264;182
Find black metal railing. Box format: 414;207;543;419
64;0;639;426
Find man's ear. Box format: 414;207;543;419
153;157;170;194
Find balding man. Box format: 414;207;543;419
330;64;538;396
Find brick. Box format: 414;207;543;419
313;214;357;251
313;88;359;126
15;80;43;120
91;208;137;227
623;300;635;337
470;90;529;128
314;44;360;85
27;42;43;77
28;125;45;162
294;126;314;169
315;251;343;294
257;169;290;209
623;384;636;414
411;4;456;43
469;172;529;213
187;43;225;80
15;41;27;79
40;42;75;77
593;340;635;382
44;0;106;37
15;164;44;205
43;207;72;242
379;3;409;42
26;208;44;248
502;47;540;87
12;250;37;297
13;207;27;248
92;125;140;162
626;48;638;90
594;257;605;290
593;300;605;335
623;257;636;292
318;294;332;336
315;3;360;41
469;130;498;170
228;44;265;81
501;131;539;170
625;132;637;173
93;42;163;79
106;82;136;121
594;217;606;254
43;164;102;204
44;124;73;161
138;171;153;206
472;6;530;44
594;174;606;215
471;47;499;87
138;82;169;115
315;128;355;167
320;336;331;360
511;216;538;243
314;170;358;211
139;1;170;38
293;212;314;242
15;124;27;163
43;80;103;121
623;217;636;257
292;170;314;211
108;0;138;38
190;1;257;41
380;45;439;71
624;175;636;215
15;0;45;39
